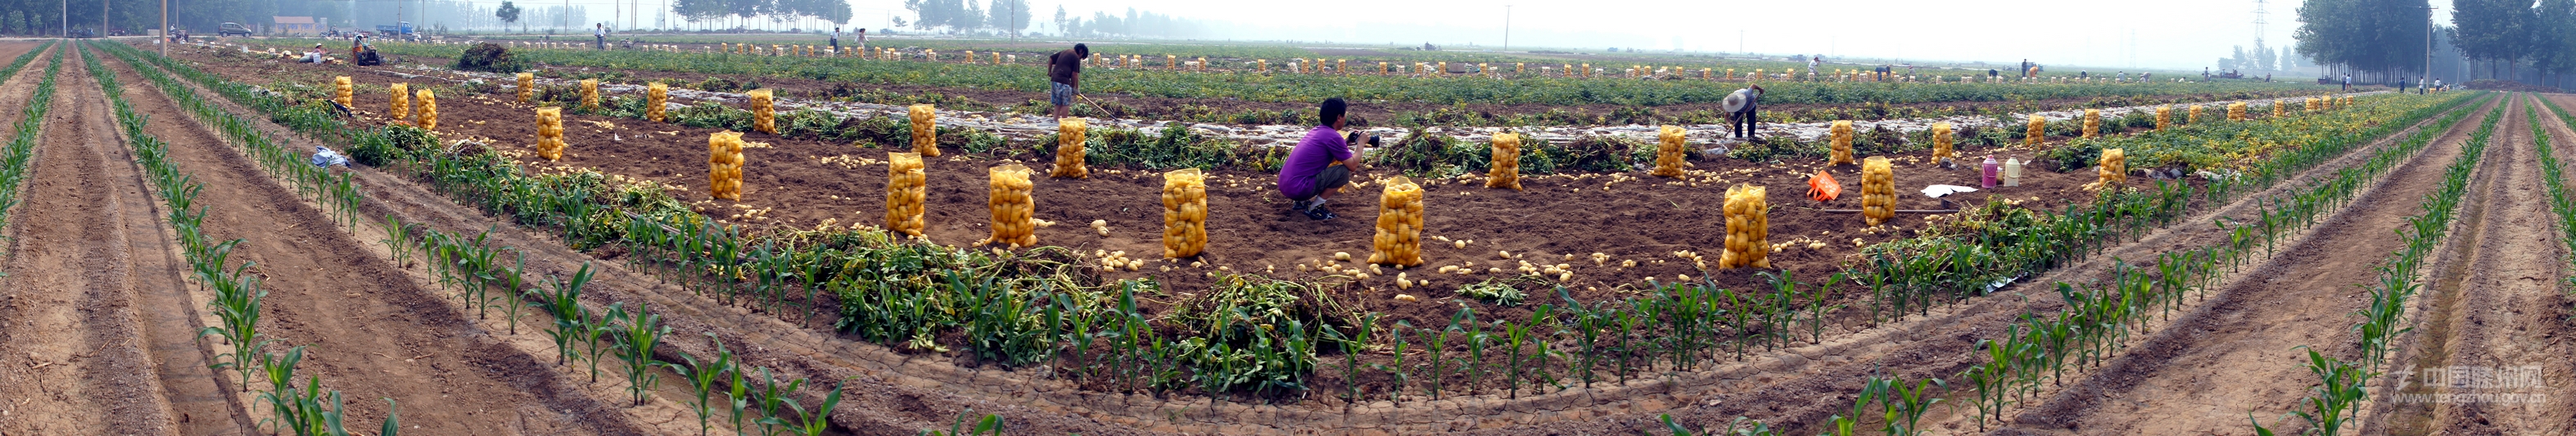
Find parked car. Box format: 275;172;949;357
217;22;253;37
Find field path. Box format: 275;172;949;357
0;43;201;434
2378;93;2576;435
92;44;650;435
1999;96;2505;435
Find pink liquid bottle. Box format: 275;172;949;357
1981;156;2000;188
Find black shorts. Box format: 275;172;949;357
1292;165;1353;202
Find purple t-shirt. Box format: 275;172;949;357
1277;125;1351;199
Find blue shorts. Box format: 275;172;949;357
1051;82;1075;107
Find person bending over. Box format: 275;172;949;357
1047;43;1090;119
1278;98;1377;220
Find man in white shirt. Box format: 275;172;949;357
594;24;607;50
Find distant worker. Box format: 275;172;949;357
1277;98;1376;220
2341;74;2351;91
1808;56;1819;79
830;27;841;53
857;28;868;52
301;43;326;63
2397;78;2409;94
1047;43;1090;119
594;24;606;50
1724;84;1765;141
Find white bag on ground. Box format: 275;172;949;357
311;146;349;167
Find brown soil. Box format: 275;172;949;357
2375;93;2576;435
85;45;665;434
1994;95;2505;435
0;42;191;434
254;53;2125;334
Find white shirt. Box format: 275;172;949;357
594;28;605;37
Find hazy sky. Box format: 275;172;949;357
662;0;2454;70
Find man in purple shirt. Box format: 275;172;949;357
1277;98;1374;220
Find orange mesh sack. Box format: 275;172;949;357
1162;169;1208;258
749;89;775;134
1368;176;1426;266
646;82;668;122
707;131;747;200
1051;118;1088;178
388;83;411;120
1830;120;1857;165
908;104;940;157
1652;125;1689;177
533;107;566;161
1486;133;1522;190
1720;184;1769;269
414;89;437;131
985;164;1037;247
885;152;927;236
2081;109;2100;139
1860;157;1895;225
332;76;352;108
516;73;534;102
2025;115;2046;147
579;79;600;110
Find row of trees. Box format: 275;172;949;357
673;0;852;30
2298;0;2576;85
2217;41;2313;73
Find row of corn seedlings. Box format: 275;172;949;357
0;40;61;269
103;41;858;436
1951;93;2492;433
121;40;2497;412
2529;97;2576;298
2238;99;2504;436
92;41;363;230
75;40;401;436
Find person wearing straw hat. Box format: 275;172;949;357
1724;84;1765;141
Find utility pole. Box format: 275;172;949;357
2423;6;2438;87
1502;5;1510;51
160;0;165;55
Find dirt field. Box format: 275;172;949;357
178;48;2139;335
2;36;2566;436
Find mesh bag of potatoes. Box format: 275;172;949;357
2081;109;2100;139
647;82;669;122
1931;122;1954;166
1652;125;1689;177
2025;115;2046;147
516;73;534;103
2155;106;2171;131
885;152;927;236
580;79;601;110
333;76;352;108
1368;176;1426;266
534;107;566;161
1161;169;1208;258
1720;184;1769;269
2188;105;2203;125
984;164;1038;247
1860;157;1896;225
389;83;411;120
909;104;940;157
749;89;776;134
414;89;437;131
2228;102;2248;120
707;131;747;200
2091;148;2126;188
1830;120;1857;165
1052;118;1089;178
1486;133;1522;190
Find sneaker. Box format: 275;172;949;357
1303;205;1336;220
